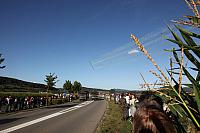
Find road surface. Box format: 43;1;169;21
0;100;106;133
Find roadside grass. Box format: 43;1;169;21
96;100;132;133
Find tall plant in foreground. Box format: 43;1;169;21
131;27;200;131
172;0;200;28
130;0;200;131
166;25;200;131
0;54;6;69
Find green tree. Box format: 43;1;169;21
0;54;6;69
63;80;73;93
44;73;58;90
73;81;82;93
44;73;58;106
110;89;116;94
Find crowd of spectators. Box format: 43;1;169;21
115;92;176;133
0;93;78;113
116;93;138;121
0;96;47;113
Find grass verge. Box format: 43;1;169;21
96;100;132;133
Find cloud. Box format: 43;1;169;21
128;49;139;55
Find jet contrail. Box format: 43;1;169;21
93;46;130;65
89;24;197;70
89;61;95;71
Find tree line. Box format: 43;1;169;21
44;73;82;94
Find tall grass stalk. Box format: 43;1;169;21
184;0;195;14
149;70;165;83
184;0;200;17
140;73;150;90
151;88;199;114
131;34;169;81
131;34;200;128
190;0;200;17
170;57;173;82
178;47;184;95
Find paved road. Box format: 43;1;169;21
0;100;106;133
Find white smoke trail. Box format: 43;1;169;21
90;25;197;70
93;43;132;65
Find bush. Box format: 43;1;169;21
0;92;53;98
51;98;69;105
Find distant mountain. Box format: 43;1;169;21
110;88;141;94
81;87;110;93
0;76;109;93
0;76;48;92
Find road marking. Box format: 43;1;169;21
0;100;94;133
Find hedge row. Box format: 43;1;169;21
0;92;53;98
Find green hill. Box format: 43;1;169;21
0;76;109;93
0;76;47;92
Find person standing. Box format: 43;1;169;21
13;98;18;111
5;96;11;112
120;93;128;120
129;94;138;118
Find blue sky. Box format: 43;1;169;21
0;0;194;90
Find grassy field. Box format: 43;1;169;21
96;100;132;133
